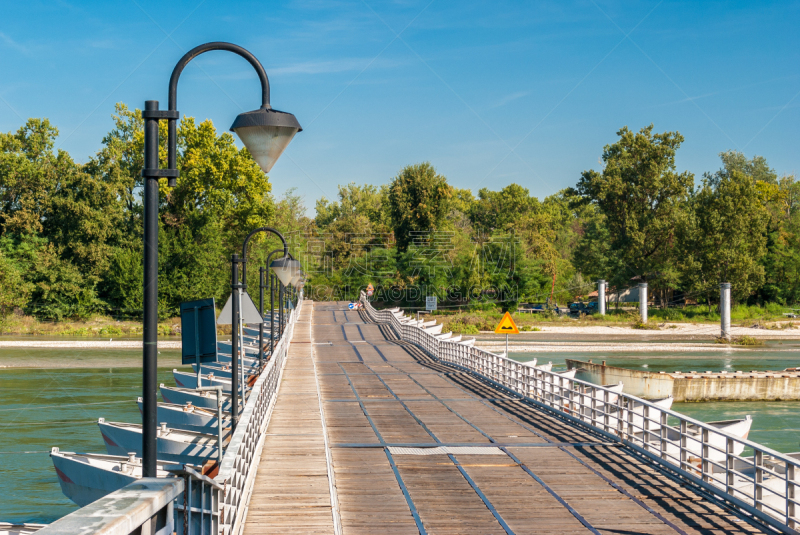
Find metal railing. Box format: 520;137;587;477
212;294;302;535
37;478;183;535
360;293;800;534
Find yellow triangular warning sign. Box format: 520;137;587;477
494;312;519;334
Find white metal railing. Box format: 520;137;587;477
37;478;183;535
211;294;302;535
360;292;800;534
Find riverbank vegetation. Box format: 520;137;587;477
1;110;798;331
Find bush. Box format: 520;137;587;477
715;335;764;346
447;321;479;335
99;325;124;337
652;307;684;321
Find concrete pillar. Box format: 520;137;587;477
597;280;606;315
720;282;731;340
639;283;648;323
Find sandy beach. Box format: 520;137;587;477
476;322;800;339
0;340;182;349
471;341;797;353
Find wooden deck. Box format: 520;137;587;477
244;301;764;535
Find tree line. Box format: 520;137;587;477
1;111;797;321
310;125;799;310
0;104;305;321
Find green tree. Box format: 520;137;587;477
0;118;75;236
315;182;390;231
571;125;693;297
681;167;770;304
719;151;778;184
761;173;800;304
0;251;30;320
388;162;453;252
470;183;538;236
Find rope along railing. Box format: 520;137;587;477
360;292;800;535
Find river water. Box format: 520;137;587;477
0;347;186;524
0;342;798;524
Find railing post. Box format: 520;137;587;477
568;386;574;417
701;428;710;483
726;437;735;495
755;450;764;511
680;420;688;472
789;463;796;528
627;398;635;440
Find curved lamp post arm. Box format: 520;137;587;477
169;42;270;111
241;227;288;289
165;42;272;177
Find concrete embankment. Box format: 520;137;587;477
567;359;800;402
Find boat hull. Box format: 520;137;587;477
173;370;233;393
191;362;258;379
98;421;219;464
137;399;226;434
51;451;138;507
160;385;231;411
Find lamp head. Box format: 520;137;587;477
231;107;301;173
289;271;303;287
270;256;301;286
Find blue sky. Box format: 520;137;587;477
1;0;798;211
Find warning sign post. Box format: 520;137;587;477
494;311;519;357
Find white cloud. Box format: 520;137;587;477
489;91;530;109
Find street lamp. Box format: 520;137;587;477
262;249;297;357
236;228;293;415
270;255;301;286
140;42;301;477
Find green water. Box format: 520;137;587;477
673;401;800;454
0;355;185;524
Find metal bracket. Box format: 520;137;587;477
141;169;180;178
142;109;180;119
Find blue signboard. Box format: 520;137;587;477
180;298;218;365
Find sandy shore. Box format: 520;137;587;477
476;322;800;339
473;341;794;353
0;340;183;349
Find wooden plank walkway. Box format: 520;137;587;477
244;302;336;534
244;301;765;534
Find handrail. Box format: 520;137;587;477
212;293;303;535
37;478;183;535
360;292;800;534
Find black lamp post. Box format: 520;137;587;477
261;248;287;359
140;42;301;478
233;229;299;424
